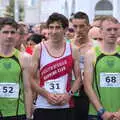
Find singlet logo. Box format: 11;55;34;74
106;58;114;68
3;62;11;69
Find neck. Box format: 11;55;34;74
74;37;89;47
51;40;65;50
48;36;65;49
102;42;117;53
0;45;14;56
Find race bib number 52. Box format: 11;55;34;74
100;73;120;87
0;83;19;98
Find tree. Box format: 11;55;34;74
19;1;24;21
4;0;24;21
4;0;15;18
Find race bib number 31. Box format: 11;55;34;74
100;73;120;87
44;77;65;94
0;83;19;98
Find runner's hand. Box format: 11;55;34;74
112;112;120;120
101;111;114;120
56;93;71;105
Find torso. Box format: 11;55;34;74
0;49;25;116
36;42;74;109
72;41;92;96
89;46;120;115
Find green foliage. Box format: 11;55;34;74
19;3;24;21
5;0;15;18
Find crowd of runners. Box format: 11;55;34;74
0;11;120;120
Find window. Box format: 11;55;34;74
95;0;113;16
27;0;37;7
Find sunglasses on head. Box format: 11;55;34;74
93;38;103;41
68;28;74;32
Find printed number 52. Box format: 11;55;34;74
3;86;13;93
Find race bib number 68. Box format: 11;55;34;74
100;73;120;87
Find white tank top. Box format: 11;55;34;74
36;42;73;109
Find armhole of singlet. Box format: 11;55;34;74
38;43;42;69
70;42;74;67
70;42;73;57
92;47;97;66
14;49;23;70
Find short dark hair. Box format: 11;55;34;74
46;12;68;29
27;34;43;44
0;17;18;30
73;11;89;24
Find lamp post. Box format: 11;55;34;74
71;0;75;15
64;0;69;18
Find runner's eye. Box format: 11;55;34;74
2;31;16;34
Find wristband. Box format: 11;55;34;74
26;118;32;120
68;90;74;96
26;116;33;120
97;108;106;117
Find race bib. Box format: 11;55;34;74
44;77;65;94
100;73;120;87
80;56;84;80
80;56;84;70
0;83;19;98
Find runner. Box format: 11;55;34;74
84;16;120;120
0;17;32;120
31;12;82;120
72;11;92;120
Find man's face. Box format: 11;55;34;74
72;18;90;40
101;20;118;44
41;28;49;40
33;25;41;34
48;21;65;41
65;28;75;40
0;25;17;47
88;27;103;41
118;24;120;37
91;20;101;28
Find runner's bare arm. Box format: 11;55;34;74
84;50;116;120
20;52;33;118
83;49;103;111
70;44;82;93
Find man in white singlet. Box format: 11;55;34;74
31;13;82;120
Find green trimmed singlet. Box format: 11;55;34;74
0;49;25;117
89;46;120;115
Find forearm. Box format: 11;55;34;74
70;77;82;93
24;89;33;118
84;84;103;111
31;79;49;98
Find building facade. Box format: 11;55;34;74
0;0;119;24
24;0;120;24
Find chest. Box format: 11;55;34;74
0;58;21;79
96;56;120;72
